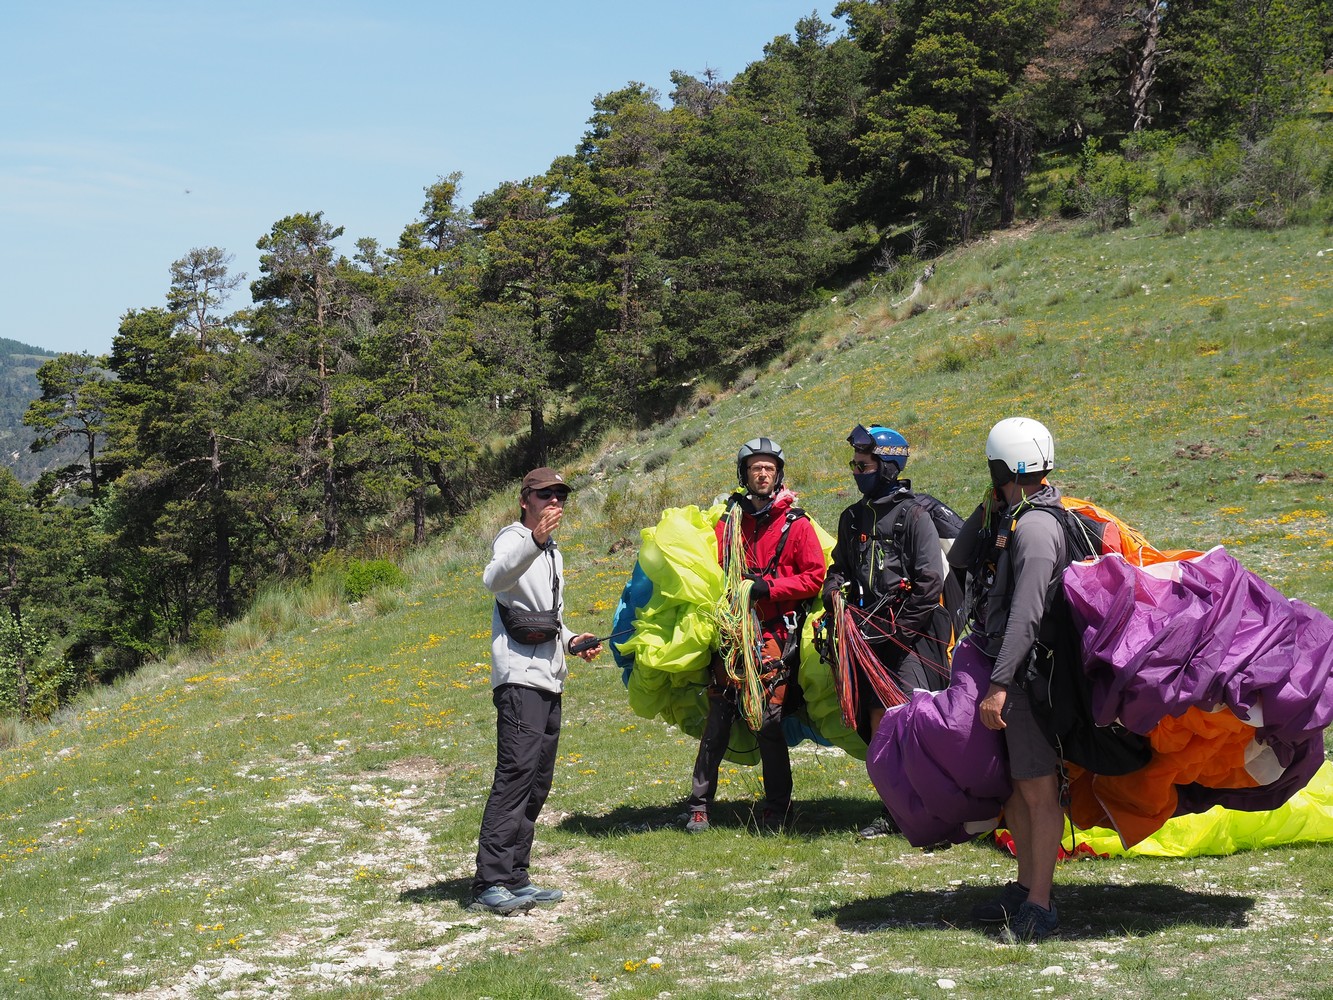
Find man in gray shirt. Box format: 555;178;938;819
949;418;1066;942
470;467;602;915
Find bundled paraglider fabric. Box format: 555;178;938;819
1022;760;1333;858
868;538;1333;850
613;504;866;764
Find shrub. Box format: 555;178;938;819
1064;137;1156;230
0;614;80;720
343;559;407;602
643;448;672;473
938;349;968;373
1228;120;1333;229
601;478;690;544
1177;139;1242;222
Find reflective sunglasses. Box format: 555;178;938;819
848;459;878;473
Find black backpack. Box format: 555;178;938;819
880;490;967;638
1014;504;1152;776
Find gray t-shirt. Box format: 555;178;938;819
950;487;1067;687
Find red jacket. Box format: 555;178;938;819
714;486;826;626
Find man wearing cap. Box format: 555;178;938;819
470;467;602;915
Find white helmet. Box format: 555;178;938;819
986;417;1055;479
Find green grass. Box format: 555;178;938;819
1;220;1330;998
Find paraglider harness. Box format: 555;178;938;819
812;486;963;736
715;494;811;714
863;487;961;627
815;486;964;664
976;496;1151;778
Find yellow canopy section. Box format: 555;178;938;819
617;503;865;764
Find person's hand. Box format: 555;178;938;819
532;504;563;546
569;633;602;661
743;574;770;602
979;683;1007;730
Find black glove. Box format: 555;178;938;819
743;574;771;600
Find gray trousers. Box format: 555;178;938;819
472;683;561;895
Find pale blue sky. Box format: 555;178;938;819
2;1;835;355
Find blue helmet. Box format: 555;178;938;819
847;424;909;472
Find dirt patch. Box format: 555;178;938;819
381;755;447;782
986;220;1045;242
1175;441;1226;460
1255;470;1327;484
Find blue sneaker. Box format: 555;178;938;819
467;885;536;916
971;881;1029;923
510;884;564;905
1001;900;1060;943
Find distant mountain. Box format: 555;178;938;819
0;337;87;484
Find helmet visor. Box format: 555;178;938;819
846;424;876;452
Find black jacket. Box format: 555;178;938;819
824;482;945;640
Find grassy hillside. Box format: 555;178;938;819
0;221;1329;1000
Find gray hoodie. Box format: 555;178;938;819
482;521;575;694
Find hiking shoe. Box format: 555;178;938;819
684;809;710;833
857;812;899;839
760;805;791;832
970;881;1029;923
467;885;536;916
1001;900;1060;943
510;884;564;905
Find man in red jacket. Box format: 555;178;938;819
684;438;826;833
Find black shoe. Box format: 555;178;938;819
857;812;899;839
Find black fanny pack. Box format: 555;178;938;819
496;602;562;645
495;546;563;644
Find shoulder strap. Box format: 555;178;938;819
759;507;807;577
886;493;920;550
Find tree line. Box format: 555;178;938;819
2;0;1329;716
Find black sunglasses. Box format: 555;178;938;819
848;459;878;472
533;487;570;501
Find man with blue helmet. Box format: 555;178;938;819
821;424;961;837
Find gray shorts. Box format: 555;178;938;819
1002;685;1058;780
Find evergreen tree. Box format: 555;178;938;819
661;95;868;379
840;0;1061;235
395;172;484;293
352;276;483;541
23;353;112;499
551;83;674;420
250;212;362;551
472;179;576;464
736;14;873;222
1159;0;1324;140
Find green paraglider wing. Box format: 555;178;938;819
617;503;866;764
